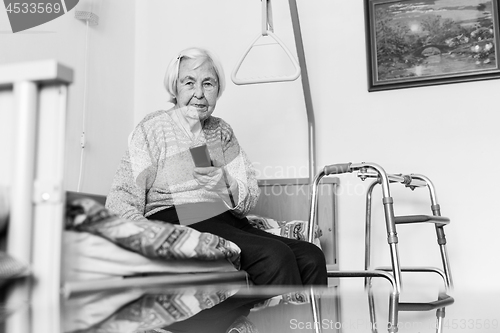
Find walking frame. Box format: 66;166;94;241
307;162;454;333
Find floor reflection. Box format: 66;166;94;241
62;285;320;333
2;280;500;333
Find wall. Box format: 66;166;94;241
134;0;499;292
0;0;135;195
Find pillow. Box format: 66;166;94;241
63;231;238;281
246;214;322;248
65;198;241;269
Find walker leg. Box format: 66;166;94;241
388;291;399;333
383;196;402;295
364;181;379;289
310;286;322;333
367;282;379;333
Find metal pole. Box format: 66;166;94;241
288;0;316;182
364;181;379;288
308;170;325;243
7;80;37;333
31;85;68;333
8;81;37;264
310;286;322;333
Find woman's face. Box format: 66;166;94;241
176;58;219;122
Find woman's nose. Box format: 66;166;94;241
193;83;204;99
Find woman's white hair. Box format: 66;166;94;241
164;47;226;104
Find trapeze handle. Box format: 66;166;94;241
231;31;301;85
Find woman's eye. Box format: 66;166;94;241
203;82;214;90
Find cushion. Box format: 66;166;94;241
246;214;322;248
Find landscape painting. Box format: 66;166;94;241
365;0;500;91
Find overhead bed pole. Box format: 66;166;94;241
232;0;316;181
288;0;316;182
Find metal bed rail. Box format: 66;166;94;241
1;59;73;333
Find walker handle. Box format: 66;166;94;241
324;163;352;175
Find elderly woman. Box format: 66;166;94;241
106;47;327;285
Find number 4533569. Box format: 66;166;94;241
6;2;62;14
443;319;498;330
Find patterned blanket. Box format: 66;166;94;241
65;198;241;269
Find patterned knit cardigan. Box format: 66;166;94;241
105;110;260;225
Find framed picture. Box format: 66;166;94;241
364;0;500;91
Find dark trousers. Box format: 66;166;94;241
148;206;327;286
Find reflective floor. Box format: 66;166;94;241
1;278;499;333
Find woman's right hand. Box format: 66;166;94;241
193;167;227;193
193;167;238;208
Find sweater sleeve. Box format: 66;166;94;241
219;120;260;217
105;123;158;221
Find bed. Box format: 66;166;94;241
62;175;338;293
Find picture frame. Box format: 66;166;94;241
364;0;500;91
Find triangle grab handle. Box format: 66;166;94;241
231;30;301;85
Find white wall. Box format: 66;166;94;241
134;0;500;292
73;0;136;194
0;0;135;195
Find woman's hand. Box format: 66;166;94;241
193;167;238;208
193;167;227;192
